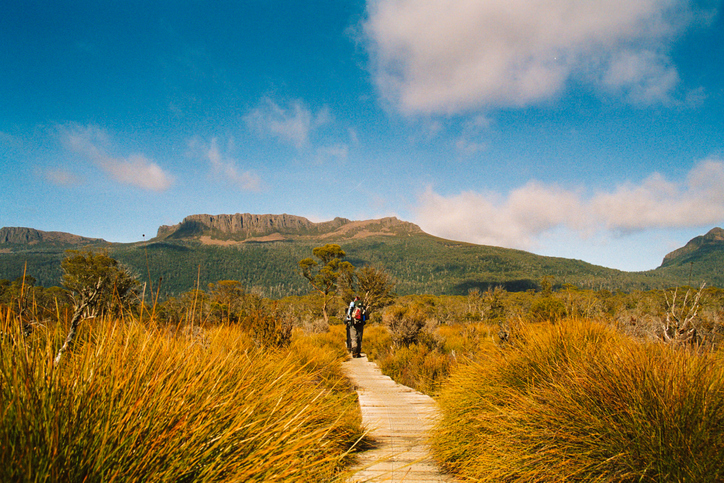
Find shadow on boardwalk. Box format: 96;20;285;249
341;355;459;483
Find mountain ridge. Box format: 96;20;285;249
1;215;722;295
156;213;423;242
0;227;105;246
662;227;724;266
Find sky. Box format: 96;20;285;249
2;0;724;272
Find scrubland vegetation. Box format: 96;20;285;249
0;278;364;481
433;320;724;481
358;285;724;482
3;248;724;481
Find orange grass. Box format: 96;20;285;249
0;316;364;482
433;318;724;482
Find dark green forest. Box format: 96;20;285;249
1;230;718;298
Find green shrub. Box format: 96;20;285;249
362;322;456;395
529;296;566;322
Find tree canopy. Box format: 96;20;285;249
61;250;139;317
355;265;397;314
298;244;354;323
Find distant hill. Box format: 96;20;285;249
0;227;105;246
0;227;109;287
661;227;724;265
1;214;719;297
655;227;724;287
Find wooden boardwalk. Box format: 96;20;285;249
342;356;459;483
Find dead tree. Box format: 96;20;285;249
662;283;706;345
54;277;103;366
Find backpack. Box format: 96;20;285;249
353;304;364;321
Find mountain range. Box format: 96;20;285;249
1;214;722;297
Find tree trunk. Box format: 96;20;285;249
54;278;102;366
322;295;329;324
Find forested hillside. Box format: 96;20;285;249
654;227;724;287
0;216;719;297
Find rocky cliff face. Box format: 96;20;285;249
662;227;724;265
157;213;351;239
156;213;423;241
0;227;104;245
0;227;43;244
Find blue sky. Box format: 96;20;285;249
2;0;723;272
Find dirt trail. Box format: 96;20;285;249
342;356;459;483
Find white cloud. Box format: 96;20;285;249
244;98;331;149
592;158;724;231
455;137;485;156
600;49;680;104
105;155;173;192
363;0;699;114
58;124;173;191
413;158;724;250
203;138;262;192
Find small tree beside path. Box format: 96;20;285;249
299;244;353;324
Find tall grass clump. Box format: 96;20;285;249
289;324;358;393
0;316;363;482
433;318;724;482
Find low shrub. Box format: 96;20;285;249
290;324;355;389
436;322;499;361
358;323;393;362
382;302;429;347
529;296;566;322
241;304;293;349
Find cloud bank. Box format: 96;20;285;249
58;124;173;191
363;0;702;114
414;158;724;250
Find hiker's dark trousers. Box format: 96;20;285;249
350;322;364;356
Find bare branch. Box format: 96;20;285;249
54;277;102;366
662;283;706;345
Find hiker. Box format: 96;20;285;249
344;299;353;352
348;296;366;358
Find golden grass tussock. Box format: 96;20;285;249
0;318;364;482
432;318;724;482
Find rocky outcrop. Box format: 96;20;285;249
2;214;425;247
0;227;43;244
0;227;104;245
157;213;351;240
662;227;724;265
156;213;423;241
